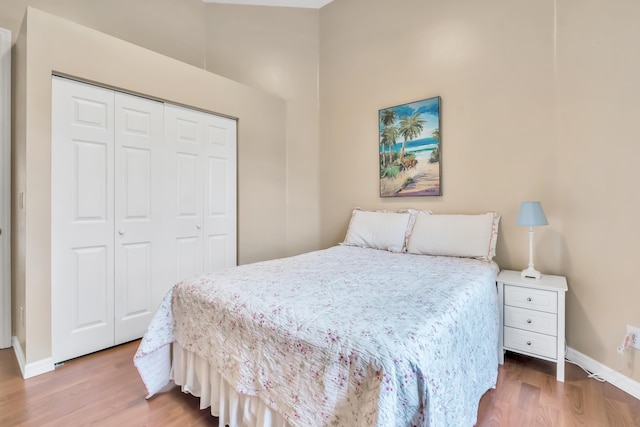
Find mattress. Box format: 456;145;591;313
135;245;500;426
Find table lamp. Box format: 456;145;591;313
516;201;548;279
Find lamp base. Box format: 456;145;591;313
521;267;542;279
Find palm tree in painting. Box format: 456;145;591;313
430;128;440;164
379;109;398;166
381;125;399;166
380;109;397;128
398;113;426;162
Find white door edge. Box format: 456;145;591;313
0;28;12;349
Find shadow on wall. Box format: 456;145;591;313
538;228;569;277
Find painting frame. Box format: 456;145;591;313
379;96;441;197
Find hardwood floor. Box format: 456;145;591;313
0;341;638;426
477;353;640;427
0;341;212;426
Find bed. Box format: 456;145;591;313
134;210;501;427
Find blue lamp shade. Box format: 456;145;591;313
516;201;548;227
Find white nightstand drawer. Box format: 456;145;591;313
504;305;557;336
504;285;557;313
504;326;557;359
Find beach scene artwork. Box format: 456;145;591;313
379;96;441;197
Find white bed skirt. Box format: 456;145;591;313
171;344;292;427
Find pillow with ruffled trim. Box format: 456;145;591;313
407;211;500;261
342;209;412;253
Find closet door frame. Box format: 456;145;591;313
0;28;11;349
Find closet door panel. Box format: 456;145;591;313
207;236;227;272
114;93;166;344
74;141;109;220
72;246;110;327
177;152;199;216
203;115;237;272
164;104;204;281
52;77;115;363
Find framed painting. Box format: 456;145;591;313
379;96;441;197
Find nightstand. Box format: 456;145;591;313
497;270;568;382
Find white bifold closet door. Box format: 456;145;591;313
52;79;119;361
113;92;167;345
164;104;237;281
52;77;236;363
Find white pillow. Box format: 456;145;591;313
343;209;411;253
402;209;433;250
407;211;500;261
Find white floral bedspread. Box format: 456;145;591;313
135;246;500;427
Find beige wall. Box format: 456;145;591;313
319;0;639;381
13;7;286;363
556;0;640;374
205;5;321;256
0;0;208;67
319;0;558;267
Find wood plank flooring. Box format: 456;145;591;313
0;341;638;426
477;353;640;426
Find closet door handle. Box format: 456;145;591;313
118;230;125;236
196;225;201;230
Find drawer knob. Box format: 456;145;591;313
527;297;532;302
527;319;532;324
526;341;532;346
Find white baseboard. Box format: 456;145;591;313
12;336;27;377
566;346;640;400
12;336;55;379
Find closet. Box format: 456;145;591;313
51;76;236;363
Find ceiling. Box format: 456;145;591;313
202;0;335;8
